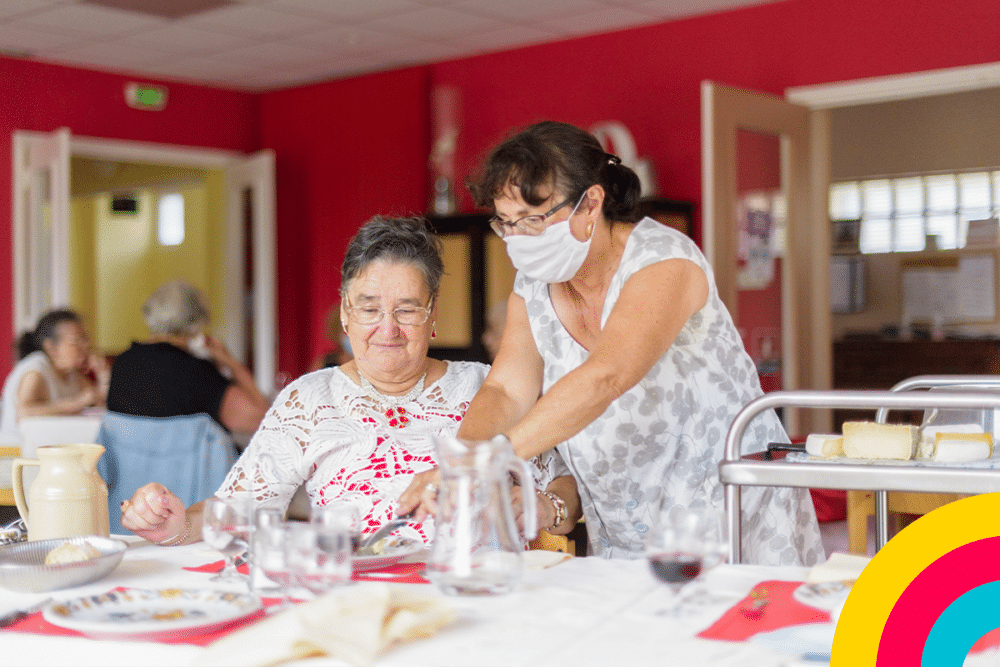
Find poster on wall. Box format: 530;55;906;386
736;190;785;289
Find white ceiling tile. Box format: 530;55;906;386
118;23;254;55
208;39;324;67
0;23;90;52
625;0;761;19
0;1;70;20
449;24;559;53
51;39;174;69
17;3;165;37
282;25;428;56
455;0;607;24
365;6;500;41
377;39;470;67
534;6;660;37
266;0;425;22
186;3;328;38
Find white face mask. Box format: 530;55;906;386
503;198;591;283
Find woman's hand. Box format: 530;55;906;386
510;487;556;534
397;468;441;522
120;483;188;544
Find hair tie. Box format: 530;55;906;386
605;153;622;166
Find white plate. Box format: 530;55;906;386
43;588;263;640
352;538;423;572
750;622;835;659
793;580;852;612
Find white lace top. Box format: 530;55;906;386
217;361;565;547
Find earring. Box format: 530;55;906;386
341;321;348;334
431;322;437;339
586;221;595;239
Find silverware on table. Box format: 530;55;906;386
0;597;53;628
356;511;414;555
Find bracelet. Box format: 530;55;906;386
539;491;567;531
155;515;192;547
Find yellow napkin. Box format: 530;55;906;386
199;583;456;667
807;552;871;584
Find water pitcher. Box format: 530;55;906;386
12;443;110;541
427;434;537;595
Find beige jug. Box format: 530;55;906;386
12;443;110;541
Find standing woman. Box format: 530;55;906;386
0;309;109;445
401;121;822;565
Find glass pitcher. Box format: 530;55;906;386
427;434;537;595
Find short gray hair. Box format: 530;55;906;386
340;216;444;298
143;280;210;335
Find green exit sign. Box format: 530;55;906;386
124;82;167;111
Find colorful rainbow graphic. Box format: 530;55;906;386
832;493;1000;665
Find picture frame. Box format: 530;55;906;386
832;218;862;255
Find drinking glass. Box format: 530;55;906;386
312;503;361;554
286;521;352;597
645;504;711;616
683;508;730;606
202;495;251;584
252;508;292;612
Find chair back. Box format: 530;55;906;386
17;415;103;500
0;446;20;506
95;412;237;534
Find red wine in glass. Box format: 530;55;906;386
648;551;703;594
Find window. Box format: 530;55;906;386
830;170;1000;253
157;192;184;246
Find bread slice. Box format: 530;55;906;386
44;541;101;565
842;422;917;460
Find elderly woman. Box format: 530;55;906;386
401;121;823;565
0;309;109;445
120;216;579;548
105;281;270;435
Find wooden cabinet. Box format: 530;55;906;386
833;338;1000;427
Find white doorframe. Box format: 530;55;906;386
11;131;276;395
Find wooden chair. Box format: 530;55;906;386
0;446;19;506
846;490;966;554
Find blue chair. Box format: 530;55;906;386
96;412;238;534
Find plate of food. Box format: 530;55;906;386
42;588;263;640
352;536;423;572
0;535;127;593
793;580;853;613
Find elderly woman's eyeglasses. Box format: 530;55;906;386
345;295;435;326
489;192;584;238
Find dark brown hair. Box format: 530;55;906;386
468;121;642;223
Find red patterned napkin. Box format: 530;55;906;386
2;588;279;646
697;580;830;642
352;561;428;584
183;559;250;576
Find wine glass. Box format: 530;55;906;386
251;508;292;612
682;508;730;606
645;505;711;616
202;495;251;584
286;521;352;597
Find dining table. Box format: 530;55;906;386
0;533;858;667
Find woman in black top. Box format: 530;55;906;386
106;281;270;435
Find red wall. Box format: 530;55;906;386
5;0;1000;380
0;57;257;377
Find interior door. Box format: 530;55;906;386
225;150;277;397
13;127;71;332
702;81;832;436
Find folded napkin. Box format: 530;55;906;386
807;552;870;583
184;559;251;576
697;580;829;642
198;582;455;667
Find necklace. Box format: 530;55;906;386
357;370;427;428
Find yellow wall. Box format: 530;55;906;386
69;168;226;354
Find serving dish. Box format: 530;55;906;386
42;588;263;640
352;537;422;572
793;580;852;612
0;535;127;593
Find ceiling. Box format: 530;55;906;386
0;0;778;92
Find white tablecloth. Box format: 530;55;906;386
0;536;834;667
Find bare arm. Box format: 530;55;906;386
208;335;270;434
15;370;99;420
507;258;709;460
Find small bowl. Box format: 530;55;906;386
0;535;127;593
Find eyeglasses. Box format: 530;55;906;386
489;191;585;238
345;294;434;326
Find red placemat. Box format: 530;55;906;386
183;559;250;576
2;588;281;646
697;580;830;642
186;559;428;583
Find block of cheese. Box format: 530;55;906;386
931;432;994;463
805;433;844;458
842;422;918;460
918;423;984;459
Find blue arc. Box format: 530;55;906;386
922;580;1000;666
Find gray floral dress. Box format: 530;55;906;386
514;218;824;565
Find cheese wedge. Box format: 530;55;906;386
842;422;918;460
918;423;984;459
805;433;844;458
931;432;994;462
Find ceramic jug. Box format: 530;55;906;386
12;443;110;541
427;434;537;595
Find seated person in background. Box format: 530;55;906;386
120;216;580;548
106;280;270;435
308;306;354;371
0;309;109;445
